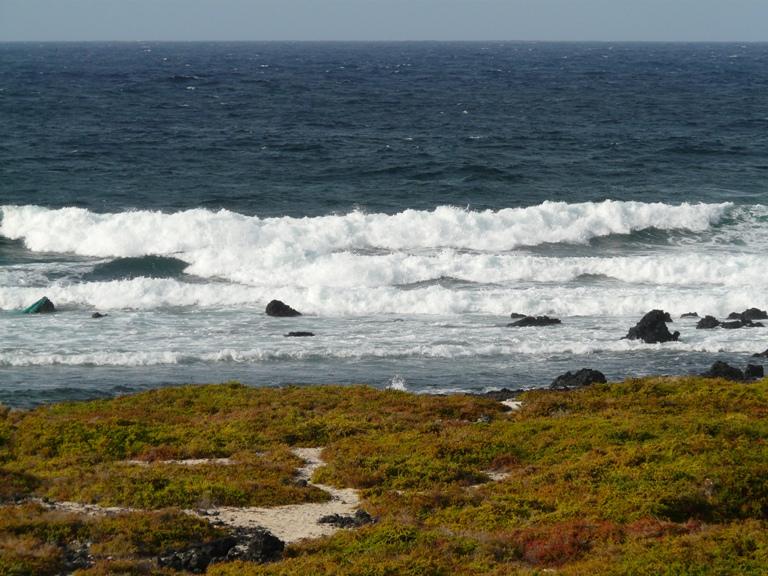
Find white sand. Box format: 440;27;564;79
501;399;523;411
123;458;234;467
192;447;360;543
28;448;362;543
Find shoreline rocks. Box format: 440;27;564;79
550;369;607;390
507;316;561;328
701;361;764;382
727;308;768;322
696;316;720;329
285;331;314;337
624;310;679;344
266;300;302;317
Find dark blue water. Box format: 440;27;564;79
2;42;767;215
1;43;767;407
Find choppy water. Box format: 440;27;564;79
2;42;767;406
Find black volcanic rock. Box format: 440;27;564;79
227;529;285;564
480;388;519;402
550;369;607;390
662;312;673;323
681;312;699;318
696;316;721;329
753;349;768;358
507;316;561;328
722;320;764;329
509;312;527;319
285;331;314;337
702;361;744;381
91;312;108;319
265;300;301;317
727;308;768;322
158;537;237;573
624;310;679;344
745;364;765;380
318;510;375;529
743;308;768;321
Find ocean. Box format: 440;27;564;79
1;42;767;407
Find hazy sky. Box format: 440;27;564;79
1;0;767;42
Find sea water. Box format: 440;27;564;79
1;42;767;406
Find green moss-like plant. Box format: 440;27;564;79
0;377;766;574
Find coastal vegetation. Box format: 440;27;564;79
1;376;767;574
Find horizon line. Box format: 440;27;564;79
1;39;767;44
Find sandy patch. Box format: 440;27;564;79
194;447;360;543
33;499;135;516
124;458;234;467
501;399;523;411
27;447;362;543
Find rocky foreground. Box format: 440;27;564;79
1;376;767;575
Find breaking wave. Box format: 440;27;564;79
0;200;732;259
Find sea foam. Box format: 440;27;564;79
0;200;730;258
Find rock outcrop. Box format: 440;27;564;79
285;331;314;337
702;361;744;381
158;528;284;573
696;316;720;329
318;510;375;529
266;300;302;317
727;308;768;322
507;316;561;328
745;364;765;380
722;320;764;329
550;369;607;390
624;310;679;343
680;312;699;318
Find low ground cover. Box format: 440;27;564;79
1;376;766;574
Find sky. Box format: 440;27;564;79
1;0;767;42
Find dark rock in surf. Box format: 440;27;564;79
702;361;744;381
266;300;301;317
624;310;679;344
22;296;56;314
681;312;699;318
507;316;561;328
743;308;768;320
509;312;527;319
745;364;765;380
662;312;673;323
722;320;764;329
550;369;607;390
696;316;721;329
753;349;768;358
727;308;768;322
285;331;314;337
91;312;108;319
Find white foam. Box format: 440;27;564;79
0;276;765;317
0;200;731;259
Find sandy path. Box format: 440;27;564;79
28;448;361;543
194;447;360;543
